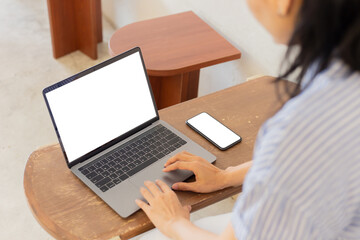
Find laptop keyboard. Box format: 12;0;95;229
78;124;187;192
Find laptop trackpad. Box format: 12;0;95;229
129;158;193;188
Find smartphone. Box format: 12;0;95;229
186;112;242;150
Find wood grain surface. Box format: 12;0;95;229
24;77;294;240
109;11;241;76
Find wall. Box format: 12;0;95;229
102;0;288;96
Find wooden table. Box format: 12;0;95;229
47;0;102;59
24;77;293;240
109;11;241;109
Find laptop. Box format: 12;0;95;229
43;47;216;218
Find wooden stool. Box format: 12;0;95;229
47;0;102;59
109;11;241;109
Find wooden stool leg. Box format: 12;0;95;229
149;70;200;109
47;0;102;59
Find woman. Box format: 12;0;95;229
135;0;360;239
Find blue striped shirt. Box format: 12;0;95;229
232;60;360;239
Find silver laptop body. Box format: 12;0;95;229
43;47;216;218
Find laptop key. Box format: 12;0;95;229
100;186;109;192
122;166;130;172
119;174;129;181
102;165;110;170
91;174;104;183
81;169;90;175
107;182;115;189
96;177;111;187
132;148;139;153
95;162;102;168
134;160;141;165
95;168;104;174
88;165;96;171
114;164;121;170
128;163;135;169
109;173;118;179
102;171;110;177
108;168;116;173
108;161;116;167
156;152;165;159
86;172;97;179
113;178;121;184
115;169;124;176
168;138;179;146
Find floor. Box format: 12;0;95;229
0;0;236;239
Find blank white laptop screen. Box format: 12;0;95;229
45;52;157;163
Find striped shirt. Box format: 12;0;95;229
232;60;360;239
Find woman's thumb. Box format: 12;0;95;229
172;182;196;191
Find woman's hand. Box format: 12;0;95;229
163;151;228;193
135;180;191;238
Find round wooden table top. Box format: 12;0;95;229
109;11;241;76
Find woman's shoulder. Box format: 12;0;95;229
254;60;360;179
271;60;360;129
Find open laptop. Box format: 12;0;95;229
43;47;216;218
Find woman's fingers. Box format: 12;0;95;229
163;161;197;173
164;152;196;167
135;199;150;213
155;179;172;193
172;181;197;191
144;181;162;197
182;151;195;156
140;186;154;203
183;205;192;213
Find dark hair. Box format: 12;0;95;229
277;0;360;98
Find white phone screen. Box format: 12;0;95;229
186;112;241;150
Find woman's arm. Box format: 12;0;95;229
223;161;252;188
136;180;238;240
169;219;237;240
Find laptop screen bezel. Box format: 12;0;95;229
43;47;160;168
